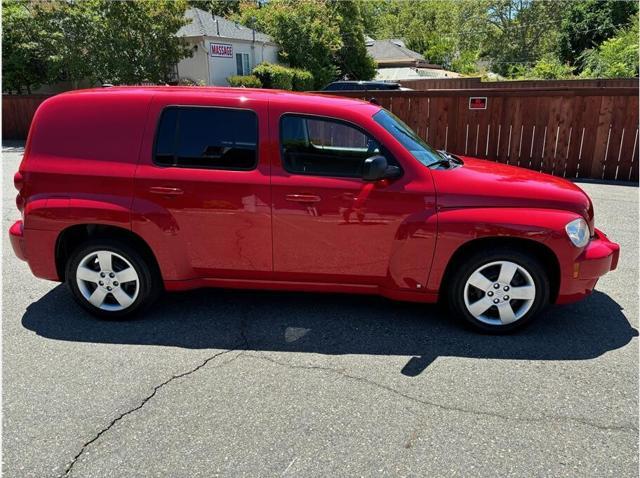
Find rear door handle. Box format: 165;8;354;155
149;186;184;196
285;193;321;204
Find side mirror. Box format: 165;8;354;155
363;155;402;181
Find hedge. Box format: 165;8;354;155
291;69;314;91
252;63;314;91
227;75;262;88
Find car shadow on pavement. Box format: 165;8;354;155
22;285;638;376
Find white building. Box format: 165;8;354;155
176;8;280;86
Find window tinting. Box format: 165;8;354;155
280;115;390;178
154;107;258;170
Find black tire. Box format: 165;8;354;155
446;248;550;333
66;238;162;320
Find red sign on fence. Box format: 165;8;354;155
210;43;233;58
469;97;487;110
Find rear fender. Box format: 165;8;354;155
25;196;131;231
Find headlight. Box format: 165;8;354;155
565;218;590;247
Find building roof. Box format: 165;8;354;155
365;38;425;64
177;7;274;43
375;67;462;81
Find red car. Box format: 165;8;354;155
9;87;620;332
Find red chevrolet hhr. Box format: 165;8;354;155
9;87;620;332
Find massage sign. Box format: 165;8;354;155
210;43;233;58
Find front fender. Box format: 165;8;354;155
427;207;583;292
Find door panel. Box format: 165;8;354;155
133;97;271;281
270;108;437;290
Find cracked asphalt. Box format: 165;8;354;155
3;145;638;477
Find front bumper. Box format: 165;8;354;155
9;220;26;261
556;228;620;304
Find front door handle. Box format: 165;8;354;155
285;193;321;204
149;186;184;197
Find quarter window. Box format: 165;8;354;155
154;106;258;170
280;115;391;178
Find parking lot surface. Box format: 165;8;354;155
3;146;638;477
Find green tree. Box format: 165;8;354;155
91;0;192;84
2;0;51;93
2;0;192;92
580;14;639;78
187;0;242;17
558;0;638;69
482;0;567;77
524;53;575;79
37;0;99;88
236;0;342;88
330;0;376;80
357;0;487;73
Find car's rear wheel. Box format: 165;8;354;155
447;249;549;333
66;238;161;319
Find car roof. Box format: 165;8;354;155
58;86;379;110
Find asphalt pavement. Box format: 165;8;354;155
3;145;638;477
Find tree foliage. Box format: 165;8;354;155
187;0;241;18
2;0;192;93
358;0;487;71
329;0;377;81
91;0;192;84
2;0;53;94
3;0;638;94
235;0;374;88
481;0;567;76
580;14;639;78
558;0;638;68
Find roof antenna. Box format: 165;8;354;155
369;97;379;105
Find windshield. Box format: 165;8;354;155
373;109;442;167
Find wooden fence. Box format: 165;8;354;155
325;87;639;182
399;77;639;91
4;86;639;181
2;95;50;141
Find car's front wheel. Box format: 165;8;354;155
447;249;550;333
66;238;161;319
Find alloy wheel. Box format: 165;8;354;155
75;250;140;311
463;260;536;326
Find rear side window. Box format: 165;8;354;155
154;106;258;170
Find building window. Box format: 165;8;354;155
236;53;250;76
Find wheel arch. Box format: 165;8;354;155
55;224;162;282
439;236;561;304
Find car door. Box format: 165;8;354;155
133;96;272;281
269;107;438;292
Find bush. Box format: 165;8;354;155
252;63;294;90
178;77;206;86
227;75;262;88
291;68;314;91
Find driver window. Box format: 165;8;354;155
280;115;386;178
